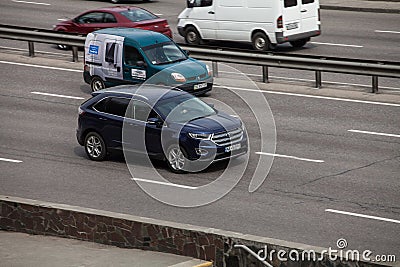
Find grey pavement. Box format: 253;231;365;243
0;231;211;267
320;0;400;13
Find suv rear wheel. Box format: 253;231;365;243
85;132;107;161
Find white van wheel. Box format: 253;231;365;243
90;77;105;92
185;26;201;45
252;32;274;51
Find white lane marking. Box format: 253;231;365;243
256;152;324;163
218;70;400;91
310;42;363;48
326;209;400;224
0;61;81;73
348;129;400;138
31;92;84;100
375;30;400;34
11;0;50;5
0;157;23;163
214;85;400;107
154;13;163;16
132;177;197;190
57;18;68;21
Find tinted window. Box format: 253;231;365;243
284;0;297;7
76;12;104;24
120;9;157;22
107;97;130;117
190;0;212;7
143;41;187;65
133;100;152;121
124;46;143;66
104;13;117;23
302;0;314;3
105;43;116;63
93;98;109;112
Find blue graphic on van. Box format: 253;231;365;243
89;45;99;55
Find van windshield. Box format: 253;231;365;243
142;41;188;65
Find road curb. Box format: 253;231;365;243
0;195;395;267
320;5;400;13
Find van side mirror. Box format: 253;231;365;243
136;60;147;67
187;0;195;8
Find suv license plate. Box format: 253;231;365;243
225;143;241;153
194;83;207;90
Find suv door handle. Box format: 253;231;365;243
98;117;107;121
208;11;215;14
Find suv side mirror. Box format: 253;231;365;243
147;117;163;128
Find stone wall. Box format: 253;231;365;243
0;196;389;267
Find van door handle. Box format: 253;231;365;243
208;11;215;14
301;9;307;12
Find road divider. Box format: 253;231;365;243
0;157;22;163
326;209;400;224
255;152;324;163
31;91;84;100
348;129;400;138
0;195;391;267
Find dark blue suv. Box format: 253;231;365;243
76;85;248;172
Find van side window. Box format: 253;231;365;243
284;0;297;7
107;97;130;117
302;0;314;3
105;43;116;63
189;0;212;7
124;46;144;66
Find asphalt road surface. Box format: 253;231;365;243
0;0;399;92
0;53;399;260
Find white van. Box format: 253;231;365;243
177;0;321;51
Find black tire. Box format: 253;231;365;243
166;145;188;173
90;77;105;92
251;32;274;51
184;26;201;45
84;132;107;161
289;38;309;48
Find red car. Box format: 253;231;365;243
53;6;172;48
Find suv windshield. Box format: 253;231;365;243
119;9;157;22
142;41;187;65
156;95;216;123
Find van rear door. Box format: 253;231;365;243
299;0;319;33
282;0;319;37
102;37;124;82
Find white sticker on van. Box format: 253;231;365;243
131;69;146;80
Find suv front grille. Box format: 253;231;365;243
211;127;243;146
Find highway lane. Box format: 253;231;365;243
0;57;399;257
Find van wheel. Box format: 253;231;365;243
252;32;274;51
185;26;201;45
85;132;107;161
90;77;105;92
289;38;309;48
166;145;188;173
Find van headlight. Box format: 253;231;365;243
188;133;212;140
171;72;186;83
206;65;212;76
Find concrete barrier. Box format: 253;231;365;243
0;195;393;267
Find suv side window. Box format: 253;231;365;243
284;0;297;7
107;97;130;117
132;100;153;121
93;98;109;112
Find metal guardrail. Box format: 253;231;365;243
1;24;399;93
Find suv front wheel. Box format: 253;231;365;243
85;132;107;161
166;145;188;173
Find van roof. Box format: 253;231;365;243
93;28;171;47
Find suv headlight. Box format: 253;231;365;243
171;72;186;83
188;133;212;140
